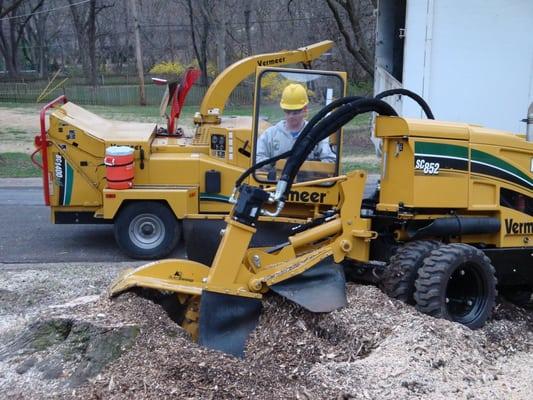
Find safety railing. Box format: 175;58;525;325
31;95;68;205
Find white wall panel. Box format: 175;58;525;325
401;0;533;133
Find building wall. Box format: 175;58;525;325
402;0;533;133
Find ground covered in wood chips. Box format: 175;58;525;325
1;262;532;399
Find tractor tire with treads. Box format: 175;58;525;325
414;243;497;329
380;240;441;304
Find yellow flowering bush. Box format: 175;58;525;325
150;60;218;80
149;60;186;76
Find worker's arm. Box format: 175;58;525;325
198;41;333;123
255;129;274;164
313;138;337;163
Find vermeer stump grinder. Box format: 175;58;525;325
111;92;533;357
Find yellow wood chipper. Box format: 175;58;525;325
33;41;349;260
110;90;533;357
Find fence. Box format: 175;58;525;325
0;80;254;107
0;77;368;107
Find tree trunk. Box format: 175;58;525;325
244;1;253;56
215;1;226;72
37;16;47;78
87;0;97;86
68;0;92;83
186;0;209;85
130;0;146;105
325;0;375;79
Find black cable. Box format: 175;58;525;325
281;98;398;195
281;97;391;184
290;96;363;152
234;149;292;188
375;88;435;119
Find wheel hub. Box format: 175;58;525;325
129;213;166;249
141;223;155;235
446;262;487;324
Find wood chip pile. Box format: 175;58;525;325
72;285;533;400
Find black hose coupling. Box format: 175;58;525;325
233;184;271;226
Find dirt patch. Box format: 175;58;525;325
1;262;531;399
0;106;41;153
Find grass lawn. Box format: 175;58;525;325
342;160;381;174
0;152;41;178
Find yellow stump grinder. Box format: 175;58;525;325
111;90;533;357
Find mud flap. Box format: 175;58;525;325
198;291;262;357
270;257;347;312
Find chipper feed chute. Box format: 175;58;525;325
110;97;397;356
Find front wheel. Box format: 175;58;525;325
114;202;181;259
414;243;497;329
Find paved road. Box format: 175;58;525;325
0;181;185;263
0;175;380;264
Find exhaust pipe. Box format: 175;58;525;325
527;102;533;142
409;217;501;240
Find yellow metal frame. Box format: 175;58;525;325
109;171;376;301
198;41;333;124
102;186;199;219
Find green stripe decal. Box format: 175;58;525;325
414;142;532;188
471;149;532;183
471;149;532;187
200;193;230;203
414;142;468;159
64;162;73;205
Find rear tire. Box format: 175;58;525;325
414;243;497;329
114;202;180;259
381;240;441;304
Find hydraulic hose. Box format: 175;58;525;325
375;88;435;120
289;96;363;155
234;96;363;188
280;98;398;194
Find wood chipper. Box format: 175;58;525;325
110;91;533;357
32;41;350;260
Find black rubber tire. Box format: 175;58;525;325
414;243;497;329
380;240;441;304
114;202;180;259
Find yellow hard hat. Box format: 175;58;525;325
280;83;309;110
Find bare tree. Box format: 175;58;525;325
23;4;51;78
213;0;226;72
185;0;211;85
0;0;44;78
0;0;378;95
325;0;376;78
243;0;253;56
130;0;145;105
0;0;24;18
68;0;113;86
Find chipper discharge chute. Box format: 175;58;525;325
110;97;398;356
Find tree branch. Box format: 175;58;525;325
0;0;25;19
325;0;374;78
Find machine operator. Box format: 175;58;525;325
255;83;336;164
